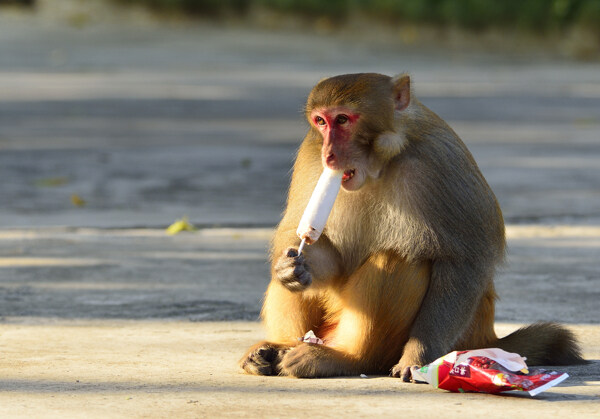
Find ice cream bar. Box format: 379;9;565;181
296;168;343;254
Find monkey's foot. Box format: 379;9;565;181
392;338;443;382
390;363;420;382
281;344;358;378
239;342;289;376
280;344;320;377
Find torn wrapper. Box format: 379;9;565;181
411;348;568;396
299;330;324;345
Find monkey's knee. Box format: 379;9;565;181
239;342;289;376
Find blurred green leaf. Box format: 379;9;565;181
113;0;600;34
70;194;86;207
166;216;196;235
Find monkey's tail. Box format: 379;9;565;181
493;322;587;365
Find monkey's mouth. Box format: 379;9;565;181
342;169;355;182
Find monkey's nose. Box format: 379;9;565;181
325;153;336;165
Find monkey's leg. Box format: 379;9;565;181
262;280;323;342
281;252;430;378
240;280;322;376
453;282;497;350
392;261;494;381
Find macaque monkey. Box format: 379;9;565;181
240;73;585;381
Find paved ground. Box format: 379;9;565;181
0;3;599;418
0;320;598;418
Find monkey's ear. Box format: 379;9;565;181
374;131;406;160
392;74;411;111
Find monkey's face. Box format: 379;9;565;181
305;73;411;191
309;106;370;191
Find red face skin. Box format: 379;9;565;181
310;107;366;191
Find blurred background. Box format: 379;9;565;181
1;0;599;229
0;0;599;322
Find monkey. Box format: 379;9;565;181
240;73;585;381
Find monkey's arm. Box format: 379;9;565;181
270;134;344;291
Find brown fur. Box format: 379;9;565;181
240;73;586;380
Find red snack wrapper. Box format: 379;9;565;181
411;348;568;396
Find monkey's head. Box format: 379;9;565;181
305;73;411;191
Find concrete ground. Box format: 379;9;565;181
1;3;599;417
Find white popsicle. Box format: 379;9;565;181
296;168;343;255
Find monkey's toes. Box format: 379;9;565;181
390;364;420;382
240;353;272;376
241;361;271;376
240;345;285;376
390;363;403;378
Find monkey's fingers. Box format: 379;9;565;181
274;249;312;291
280;267;312;291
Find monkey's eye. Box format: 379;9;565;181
315;116;326;126
335;114;349;125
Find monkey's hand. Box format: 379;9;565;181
274;248;312;292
